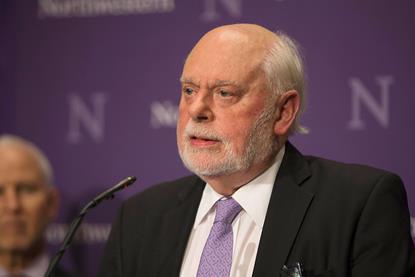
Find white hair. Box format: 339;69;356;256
261;31;308;135
0;134;54;185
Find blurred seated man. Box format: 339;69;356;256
0;135;70;277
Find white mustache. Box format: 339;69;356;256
184;123;223;141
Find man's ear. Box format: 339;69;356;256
273;90;300;136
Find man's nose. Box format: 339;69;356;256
188;90;214;122
3;189;22;213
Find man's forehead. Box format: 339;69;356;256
181;58;265;90
0;146;35;165
0;147;44;181
182;31;273;83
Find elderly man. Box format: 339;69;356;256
0;135;70;277
98;24;415;277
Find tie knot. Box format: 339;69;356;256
214;197;242;224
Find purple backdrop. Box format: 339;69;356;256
1;0;414;275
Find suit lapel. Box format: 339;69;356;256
253;142;314;277
156;177;205;277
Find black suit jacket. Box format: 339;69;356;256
98;142;415;277
53;266;77;277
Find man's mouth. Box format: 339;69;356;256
1;221;26;233
189;135;220;147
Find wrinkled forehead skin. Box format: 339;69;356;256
182;24;278;86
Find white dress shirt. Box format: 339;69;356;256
180;146;285;277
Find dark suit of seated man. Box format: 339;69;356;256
98;24;415;277
0;135;73;277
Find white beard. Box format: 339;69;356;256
177;103;278;178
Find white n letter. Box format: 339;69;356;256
201;0;242;22
67;93;108;143
150;101;178;129
347;76;393;130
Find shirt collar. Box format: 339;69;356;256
193;181;224;227
193;145;285;228
22;252;49;277
0;252;49;277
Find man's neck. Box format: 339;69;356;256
202;153;278;196
0;243;44;274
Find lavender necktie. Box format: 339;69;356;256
197;197;242;277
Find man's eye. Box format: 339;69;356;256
183;87;194;95
218;90;231;97
17;183;39;194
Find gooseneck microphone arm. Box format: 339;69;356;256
44;176;137;277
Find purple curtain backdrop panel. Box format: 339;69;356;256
1;0;414;275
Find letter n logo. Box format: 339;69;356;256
67;93;108;143
200;0;242;21
347;76;393;130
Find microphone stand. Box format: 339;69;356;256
44;176;137;277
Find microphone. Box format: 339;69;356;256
44;176;137;277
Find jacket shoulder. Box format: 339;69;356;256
302;155;405;196
306;155;400;179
